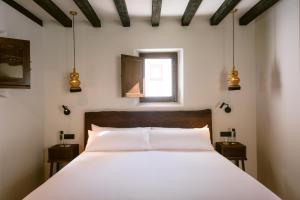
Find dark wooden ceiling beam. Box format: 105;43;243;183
239;0;280;25
33;0;72;27
210;0;241;25
152;0;162;27
181;0;203;26
2;0;43;26
73;0;101;27
113;0;130;27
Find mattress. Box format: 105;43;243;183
24;151;280;200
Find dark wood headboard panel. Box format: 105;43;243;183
84;109;212;147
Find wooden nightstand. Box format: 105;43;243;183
215;142;247;171
48;144;79;177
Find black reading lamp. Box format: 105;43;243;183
219;102;232;113
62;105;71;115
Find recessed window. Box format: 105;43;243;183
139;52;178;103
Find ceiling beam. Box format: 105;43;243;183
239;0;280;25
113;0;130;27
152;0;162;27
73;0;101;27
33;0;72;27
210;0;241;25
2;0;43;26
181;0;203;26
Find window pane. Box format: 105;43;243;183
144;58;172;97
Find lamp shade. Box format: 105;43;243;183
228;66;241;90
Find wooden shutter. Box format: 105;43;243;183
121;54;144;97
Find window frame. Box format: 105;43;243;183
139;52;178;103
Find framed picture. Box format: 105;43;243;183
0;37;30;88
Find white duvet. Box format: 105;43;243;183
24;151;280;200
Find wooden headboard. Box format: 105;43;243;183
84;109;212;147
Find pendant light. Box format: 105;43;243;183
69;11;82;92
228;9;241;91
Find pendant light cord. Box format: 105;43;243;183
72;14;76;69
232;10;235;68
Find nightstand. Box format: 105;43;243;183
215;142;247;171
48;144;79;177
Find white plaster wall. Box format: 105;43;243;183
0;2;45;199
255;0;300;199
42;17;257;177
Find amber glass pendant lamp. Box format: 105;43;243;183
228;9;241;91
69;11;82;92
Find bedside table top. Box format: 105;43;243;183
49;144;79;149
215;142;245;148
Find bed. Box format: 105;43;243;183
24;109;280;200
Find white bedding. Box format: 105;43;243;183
24;151;280;200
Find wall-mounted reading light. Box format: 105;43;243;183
219;102;231;113
62;105;71;115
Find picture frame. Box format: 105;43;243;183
0;37;30;88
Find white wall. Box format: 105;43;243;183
42;17;257;177
0;2;44;199
255;0;300;199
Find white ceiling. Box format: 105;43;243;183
14;0;260;24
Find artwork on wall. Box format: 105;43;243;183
0;37;30;88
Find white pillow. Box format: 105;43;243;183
149;128;213;151
87;130;96;147
91;124;149;133
85;130;150;152
87;126;150;150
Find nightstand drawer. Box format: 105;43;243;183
48;144;79;162
222;146;246;158
48;148;73;160
215;142;246;159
